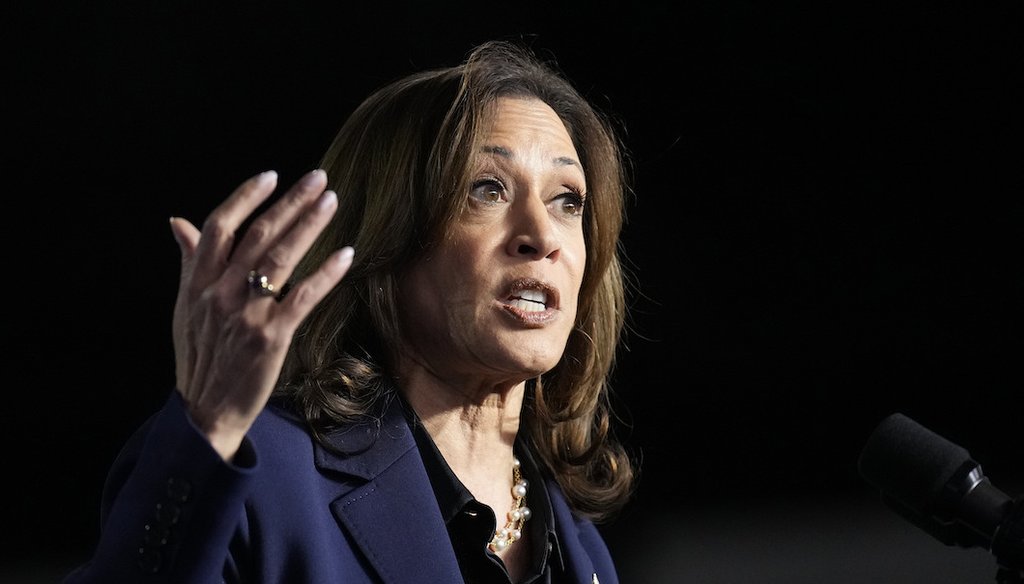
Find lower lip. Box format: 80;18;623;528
500;303;558;327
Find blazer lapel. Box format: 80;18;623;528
313;397;464;584
549;479;610;584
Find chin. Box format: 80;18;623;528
489;332;569;376
513;352;564;379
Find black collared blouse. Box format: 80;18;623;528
403;401;566;584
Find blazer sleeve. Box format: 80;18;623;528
64;391;258;584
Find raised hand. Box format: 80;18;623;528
168;169;354;461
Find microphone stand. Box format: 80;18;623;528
994;494;1024;583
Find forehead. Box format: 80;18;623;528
476;97;582;168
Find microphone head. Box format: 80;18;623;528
858;412;1018;557
858;412;975;517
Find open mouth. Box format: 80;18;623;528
504;278;558;315
509;288;548;313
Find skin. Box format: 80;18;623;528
398;97;587;577
169;169;352;460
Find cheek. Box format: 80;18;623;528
565;235;588;290
566;239;589;318
445;228;501;275
421;241;493;307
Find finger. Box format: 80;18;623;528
242;189;339;299
228;169;328;278
276;246;356;329
191;170;279;290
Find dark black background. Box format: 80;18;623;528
7;1;1022;581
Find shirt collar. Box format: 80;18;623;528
398;392;565;573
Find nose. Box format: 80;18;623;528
506;194;560;261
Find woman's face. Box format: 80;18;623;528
398;96;587;388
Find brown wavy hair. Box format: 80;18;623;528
277;39;636;522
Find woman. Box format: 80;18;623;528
66;39;637;584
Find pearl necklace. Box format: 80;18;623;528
487;456;532;553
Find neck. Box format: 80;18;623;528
397;368;529;539
407;387;523;504
397;364;526;462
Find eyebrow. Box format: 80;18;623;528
480;145;580;168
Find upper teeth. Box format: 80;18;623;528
517;289;547;304
510;289;548;312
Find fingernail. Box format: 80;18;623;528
256;170;277;184
337;246;354;264
301;168;325;187
317;190;338;211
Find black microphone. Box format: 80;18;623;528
858;413;1023;580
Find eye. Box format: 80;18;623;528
470;178;507;205
555;189;586;217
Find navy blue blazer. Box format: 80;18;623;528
65;391;619;584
